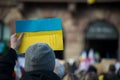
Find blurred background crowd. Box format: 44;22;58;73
0;0;120;80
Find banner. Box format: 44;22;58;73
16;18;63;53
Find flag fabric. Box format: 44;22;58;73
79;51;89;71
16;18;63;53
88;48;95;65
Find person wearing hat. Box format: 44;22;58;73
0;33;60;80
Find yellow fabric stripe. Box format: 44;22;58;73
17;30;63;53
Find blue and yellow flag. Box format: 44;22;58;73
16;18;63;53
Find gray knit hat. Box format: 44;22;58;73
25;43;55;72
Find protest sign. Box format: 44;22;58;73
16;18;63;53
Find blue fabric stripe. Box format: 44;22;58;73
16;18;62;32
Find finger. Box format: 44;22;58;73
18;33;24;41
11;33;17;39
11;33;16;37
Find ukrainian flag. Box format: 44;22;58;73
16;18;63;53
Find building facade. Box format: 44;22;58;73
0;0;120;60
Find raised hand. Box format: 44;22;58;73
10;33;24;50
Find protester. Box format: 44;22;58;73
117;68;120;79
54;59;65;79
0;33;61;80
21;42;60;80
0;33;23;80
103;64;119;80
85;72;98;80
14;60;25;80
76;70;86;80
108;64;116;74
115;58;120;73
87;65;97;74
104;73;118;80
63;59;79;80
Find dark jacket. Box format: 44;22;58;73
0;48;61;80
20;70;61;80
104;73;119;80
0;48;17;80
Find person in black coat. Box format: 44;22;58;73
20;42;61;80
0;33;60;80
0;33;23;80
0;47;17;80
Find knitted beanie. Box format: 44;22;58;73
25;43;55;72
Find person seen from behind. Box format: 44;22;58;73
104;64;119;80
85;72;98;80
0;33;61;80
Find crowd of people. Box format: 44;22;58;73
0;33;120;80
62;60;120;80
